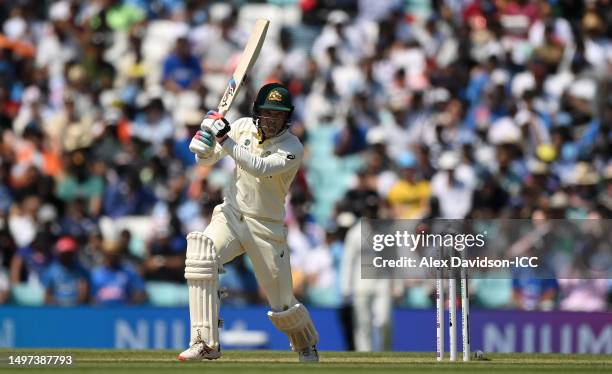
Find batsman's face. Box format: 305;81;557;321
257;109;288;140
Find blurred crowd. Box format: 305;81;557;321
0;0;610;313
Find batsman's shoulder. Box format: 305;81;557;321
281;132;304;161
230;116;256;137
231;116;255;129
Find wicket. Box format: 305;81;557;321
436;247;470;362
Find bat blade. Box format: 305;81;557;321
217;18;270;116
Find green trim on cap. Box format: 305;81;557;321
258;103;292;112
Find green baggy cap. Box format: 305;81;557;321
255;83;293;112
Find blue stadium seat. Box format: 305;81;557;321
403;285;433;309
305;126;364;223
472;276;513;308
146;282;189;306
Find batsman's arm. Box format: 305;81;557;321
220;138;303;178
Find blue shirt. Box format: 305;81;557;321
16;247;50;282
91;263;145;305
512;277;558;310
103;181;157;218
173;138;197;167
333;125;368;155
162;54;202;90
42;261;88;306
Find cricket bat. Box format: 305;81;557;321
217;18;270;116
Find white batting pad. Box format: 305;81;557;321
185;231;221;349
268;303;319;351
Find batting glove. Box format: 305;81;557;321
189;129;215;158
201;110;231;143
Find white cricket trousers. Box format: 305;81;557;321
204;202;297;311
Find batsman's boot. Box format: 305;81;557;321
298;345;319;363
177;342;221;361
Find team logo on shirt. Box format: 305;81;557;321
267;90;283;102
244;139;251;146
287;154;295;159
262;151;272;157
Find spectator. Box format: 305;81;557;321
114;229;143;271
9;231;53;285
334;113;368;156
42;236;89;306
8;195;42;249
92;108;126;165
512;278;558;311
131;97;174;149
79;229;105;270
144;225;187;283
90;241;146;305
195;12;245;75
338;168;379;218
312;10;369;68
59;199;98;242
56;150;104;217
387;151;431;219
304;228;341;307
430;151;476;218
103;173;156;218
162;37;202;93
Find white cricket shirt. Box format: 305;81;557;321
195;117;304;222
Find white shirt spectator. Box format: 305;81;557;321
431;164;476;219
543;70;574;101
3;11;26;39
331;64;364;98
303;81;343;130
529;18;574;48
488;116;521;145
35;23;79;79
515;108;551;153
287;222;323;274
256;43;308;82
303;244;336;290
378;110;412;160
131;113;174;149
389;45;427;78
8;206;37;248
312;22;369;68
584;37;612;72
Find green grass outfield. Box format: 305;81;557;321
0;349;610;373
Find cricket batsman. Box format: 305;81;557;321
178;83;319;362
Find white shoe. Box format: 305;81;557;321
298;346;319;362
177;342;222;361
